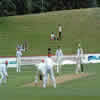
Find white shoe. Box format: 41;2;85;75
53;82;56;88
54;85;56;88
43;84;46;88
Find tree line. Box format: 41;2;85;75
0;0;98;16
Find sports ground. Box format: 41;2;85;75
0;8;100;100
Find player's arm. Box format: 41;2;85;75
81;48;85;60
77;48;80;57
3;66;8;79
34;63;41;84
20;52;22;57
61;49;63;56
16;52;18;57
34;70;39;84
56;50;58;56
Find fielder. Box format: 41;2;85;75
16;48;22;72
56;46;63;73
76;43;84;74
0;60;8;85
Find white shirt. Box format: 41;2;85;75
37;62;46;74
16;50;22;57
58;26;62;32
0;64;8;76
56;49;63;57
51;34;55;39
45;57;55;69
77;48;83;57
77;48;84;64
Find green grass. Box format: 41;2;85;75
0;8;100;100
0;8;100;56
0;63;99;99
0;66;98;100
0;60;99;100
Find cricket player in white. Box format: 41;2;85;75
43;54;56;88
76;43;84;74
16;48;22;72
0;60;8;85
34;57;56;88
34;59;46;85
56;46;63;73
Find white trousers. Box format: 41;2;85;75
76;63;81;74
43;66;56;88
56;57;62;73
76;56;84;74
16;57;21;72
0;72;7;85
76;58;81;74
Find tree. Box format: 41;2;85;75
96;0;100;7
88;0;97;8
32;0;41;13
0;1;3;16
15;0;26;14
7;0;16;16
25;0;32;13
0;0;98;17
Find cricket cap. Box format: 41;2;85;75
41;59;45;63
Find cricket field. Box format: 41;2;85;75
0;8;100;100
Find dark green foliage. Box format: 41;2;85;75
97;0;100;7
32;0;41;13
0;0;97;16
88;0;97;8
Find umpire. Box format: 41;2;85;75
76;43;84;73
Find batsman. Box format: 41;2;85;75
43;53;56;88
34;48;56;88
